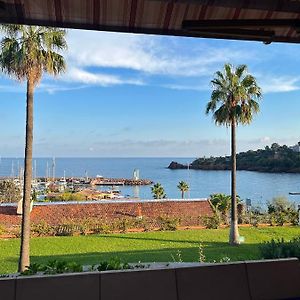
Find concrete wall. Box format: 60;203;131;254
1;259;299;300
0;199;213;226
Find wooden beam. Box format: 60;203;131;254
187;28;275;38
149;0;300;13
182;19;300;30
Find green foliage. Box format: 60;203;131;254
21;263;45;276
268;196;294;213
151;183;166;199
210;193;231;223
47;192;87;202
177;181;189;198
31;189;37;202
31;221;55;237
259;238;300;260
187;142;300;172
0;25;67;82
0;180;21;203
158;216;180;231
206;63;261;127
0;224;6;236
21;258;131;276
202;215;220;229
92;222;112;234
21;260;82;276
97;257;131;271
267;197;297;226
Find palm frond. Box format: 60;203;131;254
206;63;262;127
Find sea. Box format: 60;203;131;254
1;157;300;208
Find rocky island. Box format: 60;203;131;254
168;143;300;173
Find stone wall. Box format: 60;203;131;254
0;199;213;226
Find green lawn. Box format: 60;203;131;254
0;226;299;274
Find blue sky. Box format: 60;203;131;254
0;29;300;157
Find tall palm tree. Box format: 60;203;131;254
0;25;67;271
177;181;189;199
151;183;166;199
206;64;261;245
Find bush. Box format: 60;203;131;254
21;258;132;276
97;257;131;271
31;221;55;236
92;222;112;234
259;238;300;260
158;216;179;231
267;197;297;226
0;224;6;235
0;180;21;203
202;215;220;229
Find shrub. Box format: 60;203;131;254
97;257;131;271
93;222;112;234
259;238;300;260
0;180;21;203
158;216;179;231
202;215;220;229
267;197;297;226
31;221;55;236
0;224;6;235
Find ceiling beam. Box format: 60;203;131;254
182;19;300;30
150;0;300;13
186;28;275;38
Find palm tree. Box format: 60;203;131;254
0;25;67;271
210;193;231;222
151;183;166;199
177;181;189;199
206;64;262;245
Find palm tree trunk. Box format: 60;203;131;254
19;79;34;272
181;191;184;199
229;117;240;245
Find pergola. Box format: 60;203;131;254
0;0;300;44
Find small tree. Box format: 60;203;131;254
151;183;166;199
0;180;21;203
177;181;189;199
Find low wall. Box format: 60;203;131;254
1;259;300;300
0;199;213;226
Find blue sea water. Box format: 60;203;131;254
1;157;300;207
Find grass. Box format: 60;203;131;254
0;226;299;274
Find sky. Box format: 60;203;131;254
0;28;300;157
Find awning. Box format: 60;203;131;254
1;0;300;43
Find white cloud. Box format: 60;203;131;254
66;30;251;78
260;76;300;93
161;84;208;91
63;67;144;87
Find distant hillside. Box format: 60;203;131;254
168;143;300;173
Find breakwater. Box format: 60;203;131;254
91;178;153;186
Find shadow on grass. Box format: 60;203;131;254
25;242;263;266
101;231;205;245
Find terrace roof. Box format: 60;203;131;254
0;0;300;43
